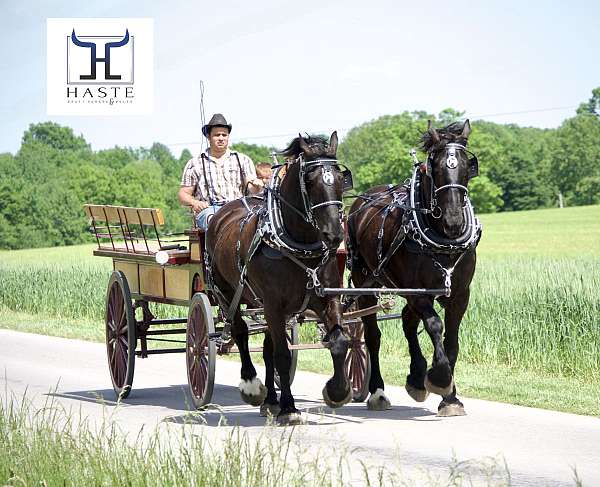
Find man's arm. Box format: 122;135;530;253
240;154;264;194
178;186;208;213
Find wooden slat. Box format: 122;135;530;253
84;204;122;223
84;204;164;226
121;207;164;226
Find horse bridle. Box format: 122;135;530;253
417;143;479;218
295;155;351;228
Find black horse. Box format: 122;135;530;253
206;132;352;424
347;120;481;416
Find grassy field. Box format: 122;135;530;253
1;205;599;415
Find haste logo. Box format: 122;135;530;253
47;19;153;115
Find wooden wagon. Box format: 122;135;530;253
84;203;390;408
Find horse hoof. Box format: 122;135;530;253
405;382;430;402
322;385;352;409
437;403;466;417
277;412;305;426
424;375;454;397
260;402;281;417
367;388;392;410
239;378;267;407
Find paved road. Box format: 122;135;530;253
1;329;598;486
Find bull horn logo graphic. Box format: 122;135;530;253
71;29;130;80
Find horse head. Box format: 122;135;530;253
279;132;345;250
421;120;478;239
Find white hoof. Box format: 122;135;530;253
277;412;305;426
424;375;454;397
367;388;392;410
239;378;267;407
405;382;430;402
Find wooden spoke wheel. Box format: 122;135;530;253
186;293;216;408
345;321;371;402
274;321;299;389
105;271;136;400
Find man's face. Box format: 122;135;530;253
208;127;230;152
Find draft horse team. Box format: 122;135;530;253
203;119;481;424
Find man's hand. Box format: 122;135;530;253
247;178;265;194
190;199;209;214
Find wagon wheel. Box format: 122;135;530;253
345;321;371;402
105;271;136;400
186;293;216;408
274;321;299;389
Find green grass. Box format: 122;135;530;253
1;205;599;415
1;394;517;487
0;395;348;487
477;205;600;258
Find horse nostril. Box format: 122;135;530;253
322;229;343;246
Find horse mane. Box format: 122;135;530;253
421;122;467;152
279;134;330;158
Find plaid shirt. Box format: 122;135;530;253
180;149;256;204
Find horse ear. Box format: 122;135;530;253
461;119;471;139
298;134;312;157
327;131;338;157
428;120;440;145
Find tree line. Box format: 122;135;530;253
0;88;598;250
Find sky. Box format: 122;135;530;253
1;0;599;157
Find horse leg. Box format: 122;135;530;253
437;290;470;417
402;304;430;402
411;298;454;397
358;294;391;410
321;298;352;409
234;310;267;407
265;308;302;425
259;331;281;417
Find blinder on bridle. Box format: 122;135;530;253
296;155;352;226
412;142;479;219
423;143;479;181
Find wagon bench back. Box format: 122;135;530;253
84;204;206;305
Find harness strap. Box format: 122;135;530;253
266;186;310;222
222;218;264;341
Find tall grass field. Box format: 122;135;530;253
1;205;599;414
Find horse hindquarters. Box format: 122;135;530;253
206;204;268;409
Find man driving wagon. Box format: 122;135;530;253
178;113;266;230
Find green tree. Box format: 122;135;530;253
469;176;504;213
114;160;166;209
338;112;432;193
230;142;274;164
572;176;600;205
179;148;192;166
95;146;137;169
576;86;600;117
548;111;600;204
22;121;89;152
438;108;465;126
